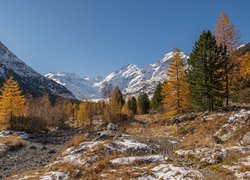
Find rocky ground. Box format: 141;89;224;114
0;128;86;179
0;109;250;179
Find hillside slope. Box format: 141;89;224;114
0;41;75;99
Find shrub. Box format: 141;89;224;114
10;116;47;133
0;135;25;150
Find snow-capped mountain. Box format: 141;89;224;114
46;52;188;100
0;41;75;99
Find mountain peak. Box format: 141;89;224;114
47;51;189;100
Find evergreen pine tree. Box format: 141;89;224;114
0;76;27;129
162;49;190;115
188;31;225;111
151;82;163;111
128;96;137;114
137;93;150;114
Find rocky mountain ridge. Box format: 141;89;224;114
46;52;189;100
0;41;75;99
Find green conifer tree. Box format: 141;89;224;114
188;31;225;111
128;96;137;114
137;93;150;114
151;82;163;111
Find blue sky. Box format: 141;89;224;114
0;0;249;77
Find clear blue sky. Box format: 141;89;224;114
0;0;249;77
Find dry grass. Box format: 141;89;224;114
177;113;229;149
224;123;250;147
127;114;177;139
57;135;88;156
0;135;25;150
239;165;250;172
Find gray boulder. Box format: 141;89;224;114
107;123;117;131
242;132;250;144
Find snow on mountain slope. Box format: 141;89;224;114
0;41;75;99
46;52;188;100
46;72;100;100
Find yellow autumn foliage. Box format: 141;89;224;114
162;49;190;116
0;76;27;130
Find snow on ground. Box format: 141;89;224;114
0;131;29;140
176;147;226;165
138;164;204;180
175;145;250;165
52;141;104;166
17;171;69;180
51;135;151;167
214;109;250;142
40;172;69;180
110;155;167;166
222;156;250;180
108;135;151;153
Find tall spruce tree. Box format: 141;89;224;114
137;93;150;114
128;96;137;114
188;31;225;111
151;82;163;111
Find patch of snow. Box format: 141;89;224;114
222;156;250;180
0;131;29;140
108;135;151;153
214;109;250;142
138;164;204;180
52;141;104;165
40;171;69;180
110;155;167;166
176;147;226;165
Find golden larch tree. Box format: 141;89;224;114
215;12;240;54
239;53;250;79
76;101;94;128
0;76;27;129
215;12;242;106
162;49;190;116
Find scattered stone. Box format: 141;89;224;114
242;132;250;144
107;123;117;131
98;130;115;139
0;143;9;153
176;147;226;165
48;149;56;154
110;155;168;166
40;171;69;180
171;112;198;123
29;146;37;150
138;164;204;180
214;109;250;142
0;131;29;140
41;146;47;150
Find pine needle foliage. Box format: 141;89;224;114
188;31;226;111
151;82;163;111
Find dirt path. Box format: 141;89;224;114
0;129;84;179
